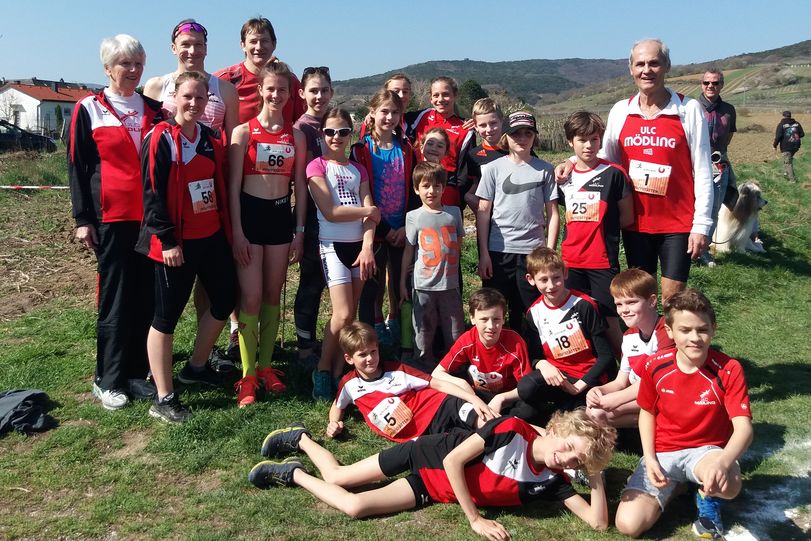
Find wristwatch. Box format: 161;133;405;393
295;225;305;234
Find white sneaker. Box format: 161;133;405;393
92;382;129;410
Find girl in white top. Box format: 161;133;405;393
306;108;378;399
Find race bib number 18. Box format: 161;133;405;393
546;319;589;359
629;159;670;196
369;397;414;437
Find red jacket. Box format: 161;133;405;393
136;121;231;262
68;90;165;226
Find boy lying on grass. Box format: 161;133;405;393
250;410;616;540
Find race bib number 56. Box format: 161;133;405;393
369;397;414;437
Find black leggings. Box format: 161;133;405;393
358;241;404;325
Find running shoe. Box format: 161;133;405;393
693;489;724;539
148;393;191;424
209;347;236;374
178;362;222;387
312;370;333;401
92;382;129;410
248;457;304;488
126;378;157;401
374;322;392;347
261;422;310;458
235;375;260;408
256;367;286;393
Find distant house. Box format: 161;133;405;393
0;78;95;137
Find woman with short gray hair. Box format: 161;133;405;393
67;34;165;410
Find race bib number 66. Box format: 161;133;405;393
255;142;294;175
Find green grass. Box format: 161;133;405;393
0;143;67;186
0;151;809;540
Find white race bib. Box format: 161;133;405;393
546;319;589;358
255;142;294;175
468;365;505;392
566;191;600;222
188;178;216;214
369;397;413;437
629;159;671;196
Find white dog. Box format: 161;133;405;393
712;181;767;254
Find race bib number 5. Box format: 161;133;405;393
255;142;294;175
369;397;414;437
566;191;600;222
188;178;216;214
546;319;589;359
629;159;670;196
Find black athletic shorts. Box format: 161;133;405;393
378;427;473;509
152;229;237;333
623;231;691;282
240;191;294;245
565;267;620;318
427;395;478;434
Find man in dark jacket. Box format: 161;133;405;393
773;111;804;182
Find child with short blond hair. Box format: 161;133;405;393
586;269;673;428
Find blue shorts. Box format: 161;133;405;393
622;445;722;509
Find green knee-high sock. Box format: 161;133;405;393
257;304;280;369
238;313;259;377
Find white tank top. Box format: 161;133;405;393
159;73;226;131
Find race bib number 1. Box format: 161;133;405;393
369;397;414;437
566;191;600;222
546;319;589;359
255;143;294;175
629;159;670;196
188;178;216;214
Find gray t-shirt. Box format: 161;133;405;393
476;155;558;254
405;205;464;291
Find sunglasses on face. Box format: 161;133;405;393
702;81;721;86
323;127;351;137
172;22;208;41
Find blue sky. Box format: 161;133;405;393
2;0;809;86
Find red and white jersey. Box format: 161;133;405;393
158;73;227;132
417;416;576;506
525;290;607;381
243;118;296;177
335;362;448;442
599;89;713;236
439;327;532;394
213;61;304;125
620;316;674;384
558;159;631;269
637;348;751;453
405;108;475;206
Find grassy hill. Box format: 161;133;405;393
333;40;811;115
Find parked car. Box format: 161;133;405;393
0;120;57;152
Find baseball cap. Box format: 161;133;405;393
783;111;792;118
504;111;537;135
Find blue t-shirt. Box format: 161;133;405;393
366;135;406;229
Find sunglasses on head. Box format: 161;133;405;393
323;127;351;137
702;81;721;86
172;22;208;41
304;66;330;77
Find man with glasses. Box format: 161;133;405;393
697;69;736;266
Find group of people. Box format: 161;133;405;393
68;22;755;539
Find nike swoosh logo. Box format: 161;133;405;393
502;173;545;194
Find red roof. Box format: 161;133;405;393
1;83;93;103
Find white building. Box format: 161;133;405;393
0;79;93;137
